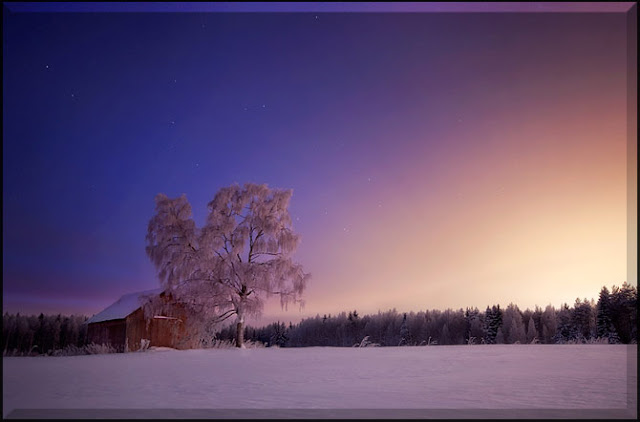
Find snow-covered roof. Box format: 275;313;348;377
86;288;163;324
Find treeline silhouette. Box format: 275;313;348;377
2;314;88;356
217;283;637;347
3;283;636;355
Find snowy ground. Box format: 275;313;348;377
3;344;636;419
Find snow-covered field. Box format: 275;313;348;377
3;345;636;419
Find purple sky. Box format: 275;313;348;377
2;3;635;325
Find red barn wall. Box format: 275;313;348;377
87;319;126;351
125;308;149;352
148;293;192;349
149;317;182;348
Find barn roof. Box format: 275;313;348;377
86;288;163;324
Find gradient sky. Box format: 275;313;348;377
3;3;634;325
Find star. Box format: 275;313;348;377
315;15;319;20
170;121;175;125
367;177;372;182
45;65;49;69
262;104;266;108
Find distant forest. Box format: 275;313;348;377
3;283;637;356
2;314;88;356
219;283;637;347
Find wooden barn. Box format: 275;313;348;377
86;289;192;352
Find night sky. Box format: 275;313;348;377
3;3;633;325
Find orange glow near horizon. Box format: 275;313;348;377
257;88;629;324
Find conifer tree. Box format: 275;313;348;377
526;317;537;343
596;286;613;339
483;305;503;344
399;313;410;346
553;304;572;344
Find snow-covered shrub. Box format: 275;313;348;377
210;339;235;349
422;336;438;346
239;340;265;349
208;339;265;349
140;339;150;351
45;343;119;356
585;337;611;345
51;345;86;356
84;343;119;355
355;336;380;347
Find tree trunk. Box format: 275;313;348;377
235;306;245;348
235;320;244;348
235;296;246;348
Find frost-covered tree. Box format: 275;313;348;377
541;304;557;344
532;306;544;339
502;303;526;344
146;183;311;348
464;307;483;344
